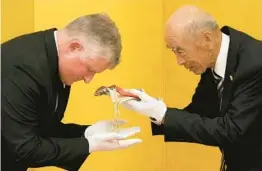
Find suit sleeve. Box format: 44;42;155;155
52;122;89;138
183;71;220;118
161;69;262;146
151;70;219;136
2;69;90;170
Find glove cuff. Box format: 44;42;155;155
154;100;167;123
84;127;91;139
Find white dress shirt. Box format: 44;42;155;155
213;33;230;79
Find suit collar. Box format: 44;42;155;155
43;28;64;88
221;26;241;79
54;31;66;88
43;29;71;120
220;26;242;113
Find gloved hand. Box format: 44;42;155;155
84;120;142;152
121;89;167;124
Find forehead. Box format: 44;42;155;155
165;30;198;51
165;26;184;46
85;57;110;73
165;34;183;49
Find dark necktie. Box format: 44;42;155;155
212;69;227;171
212;69;224;110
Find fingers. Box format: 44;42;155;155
117;127;141;138
125;89;156;102
100;126;141;141
99;132;125;141
118;138;143;148
118;96;138;104
88;130;142;152
126;89;145;96
105;138;142;151
98;126;141;140
122;88;143;92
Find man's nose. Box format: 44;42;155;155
84;74;95;83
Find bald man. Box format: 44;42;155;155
121;5;262;171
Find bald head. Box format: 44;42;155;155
165;5;222;75
166;5;219;39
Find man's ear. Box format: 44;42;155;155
68;39;84;52
202;31;213;49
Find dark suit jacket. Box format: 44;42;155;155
152;26;262;171
2;29;91;171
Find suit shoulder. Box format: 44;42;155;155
2;32;52;89
235;37;262;79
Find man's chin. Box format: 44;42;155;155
192;69;205;75
64;82;72;86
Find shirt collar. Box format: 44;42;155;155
54;31;58;51
213;33;230;79
53;31;66;88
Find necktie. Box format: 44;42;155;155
212;70;224;110
212;69;227;171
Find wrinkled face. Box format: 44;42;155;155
58;40;110;85
165;29;213;75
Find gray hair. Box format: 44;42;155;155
64;13;122;69
185;13;219;38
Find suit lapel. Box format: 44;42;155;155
55;85;71;121
220;26;241;113
221;73;234;113
43;28;71;120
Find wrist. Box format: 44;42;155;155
161;112;166;124
84;127;90;138
87;136;96;153
158;102;167;122
151;101;167;124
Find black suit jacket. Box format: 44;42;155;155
2;29;90;171
152;26;262;171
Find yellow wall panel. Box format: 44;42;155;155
162;0;262;171
3;1;261;171
1;0;34;43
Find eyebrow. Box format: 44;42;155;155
166;44;182;50
174;46;184;52
177;47;184;50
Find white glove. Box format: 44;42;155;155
84;120;142;152
121;89;167;124
106;87;138;104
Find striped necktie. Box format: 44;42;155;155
212;69;224;101
212;69;227;171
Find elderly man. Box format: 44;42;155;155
2;13;141;171
122;5;262;171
